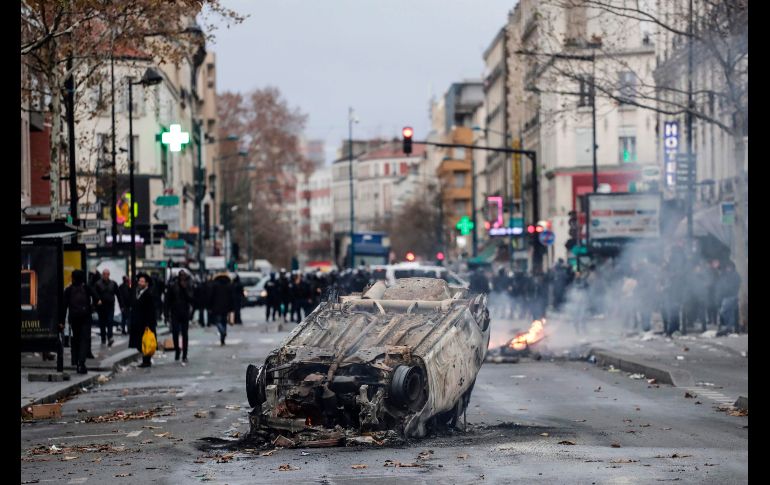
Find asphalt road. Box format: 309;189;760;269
21;306;748;484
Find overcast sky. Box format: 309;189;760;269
207;1;516;164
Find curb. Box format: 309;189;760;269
21;327;171;412
734;396;748;411
589;348;694;387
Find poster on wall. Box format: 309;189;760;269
586;193;662;253
63;244;86;288
21;238;63;350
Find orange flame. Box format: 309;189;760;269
508;319;546;351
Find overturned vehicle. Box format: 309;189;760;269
245;278;490;443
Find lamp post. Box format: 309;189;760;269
247;201;253;270
220;158;253;269
127;67;163;282
348;107;358;269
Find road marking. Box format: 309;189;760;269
67;479;88;484
685;387;735;407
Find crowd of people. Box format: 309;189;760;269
470;248;743;337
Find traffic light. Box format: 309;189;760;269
402;126;413;154
527;223;544;247
405;251;416;262
231;242;240;261
435;251;445;262
568;211;579;241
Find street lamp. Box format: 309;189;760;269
127;67;164;282
348;107;359;269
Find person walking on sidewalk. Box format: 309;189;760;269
130;273;157;368
118;276;132;336
166;270;194;363
61;270;97;374
231;275;244;324
265;273;279;322
193;276;207;327
209;273;234;345
93;269;119;347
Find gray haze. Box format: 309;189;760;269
206;0;516;164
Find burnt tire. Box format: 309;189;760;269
246;364;266;408
390;365;425;409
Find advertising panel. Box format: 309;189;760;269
587;193;662;252
63;244;86;288
21;238;63;348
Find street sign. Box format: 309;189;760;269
24;203;102;216
489;227;524;237
154;206;180;221
155;195;180;206
538;230;555;246
78;219;111;230
161;124;190;152
163;248;186;256
571;245;588;256
164;239;186;248
721;202;735;225
78;232;104;245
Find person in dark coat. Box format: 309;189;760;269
265;273;279;322
118;276;132;335
93;268;119;346
469;268;490;295
231;275;244;324
278;270;291;322
129;273;157;368
209;273;234;345
61;270;97;374
150;272;165;325
165;270;194;363
193;277;207;327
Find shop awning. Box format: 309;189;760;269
467;242;498;265
674;201;746;248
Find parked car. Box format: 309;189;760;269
243;275;270;307
245;277;490;443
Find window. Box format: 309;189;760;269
578;76;593;107
454;172;466;188
575;128;593;165
454;200;467;216
619;136;637;163
618;71;636;104
96;133;111;169
454;147;465;159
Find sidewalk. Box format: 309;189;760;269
21;324;171;411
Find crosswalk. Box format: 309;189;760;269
683;385;735;407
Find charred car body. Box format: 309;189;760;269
245;278;490;441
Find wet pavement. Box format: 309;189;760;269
20;306;748;484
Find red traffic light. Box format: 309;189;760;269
535;225;544;233
527;225;536;234
402;126;414;138
436;251;445;261
405;251;416;262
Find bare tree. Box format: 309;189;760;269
21;1;244;219
382;188;443;260
512;0;747;328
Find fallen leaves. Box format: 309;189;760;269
278;464;300;471
62;456;78;461
729;409;748;417
351;464;367;469
457;454;469;460
654;453;692;459
85;407;171;423
216;453;235;463
194;411;209;418
154;432;170;438
639;423;651;428
260;450;276;457
558;440;576;445
25;444;130;456
417;450;434;461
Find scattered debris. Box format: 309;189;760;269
594;386;602;392
639;423;651;427
277;464;299;471
661;427;672;430
457;454;469;460
154;432;170;438
22;403;62;420
540;433;550;437
608;366;620;373
573;419;586;423
558;440;576;445
300;451;310;456
682;347;689;352
684;392;696;398
96;375;110;384
611;443;622;448
260;450;276;457
654;453;692;459
629;374;645;380
676;356;685;361
62;456;78;461
728;409;748;417
417;450;434;461
194;411;209;418
610;459;638;463
647;378;657;385
694;401;702;405
85;407;171;423
351;464;367;469
216;453;235;463
273;435;296;448
225;405;241;410
114;473;132;477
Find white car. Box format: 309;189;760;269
370;262;469;288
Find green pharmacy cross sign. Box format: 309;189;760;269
161;124;190;152
455;215;474;235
